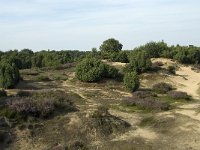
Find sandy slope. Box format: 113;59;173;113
170;66;200;99
153;58;200;99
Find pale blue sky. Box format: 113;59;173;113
0;0;200;51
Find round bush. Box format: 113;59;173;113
75;58;106;82
123;72;140;92
75;57;119;82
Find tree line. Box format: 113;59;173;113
0;49;88;69
1;38;200;89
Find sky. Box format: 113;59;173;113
0;0;200;51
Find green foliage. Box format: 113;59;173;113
123;72;140;92
75;58;106;82
104;64;119;78
75;57;119;82
109;51;129;63
125;50;151;73
0;61;20;89
100;38;123;53
0;49;87;69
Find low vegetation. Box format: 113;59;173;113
122;96;170;111
0;91;76;121
87;106;131;137
152;82;173;94
167;91;190;100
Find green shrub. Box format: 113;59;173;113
75;57;119;82
75;58;105;82
123;72;140;92
0;62;20;89
104;65;119;78
0;90;7;97
110;51;129;63
167;66;176;74
125;50;152;74
152;82;173;94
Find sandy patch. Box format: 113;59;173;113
175;110;200;121
102;60;127;68
153;58;200;99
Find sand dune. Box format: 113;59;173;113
153;58;200;99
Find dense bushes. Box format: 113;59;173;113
0;90;7;97
168;91;190;100
0;49;87;69
1;41;200;70
125;50;152;73
75;57;119;82
152;82;173;94
135;41;170;58
0;62;20;89
123;72;140;92
106;51;129;63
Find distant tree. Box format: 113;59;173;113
100;38;123;53
92;47;98;53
